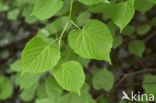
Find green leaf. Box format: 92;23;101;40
15;72;40;89
36;29;54;43
102;3;115;20
112;35;123;49
107;20;118;36
92;68;114;91
127;0;135;6
22;5;34;17
37;28;50;38
68;20;113;63
45;16;71;35
0;76;13;100
32;0;63;20
128;40;146;57
137;24;151;36
61;46;90;67
135;0;153;13
122;25;135;36
25;16;38;24
77;11;91;26
22;37;61;73
143;75;156;94
80;92;96;103
88;3;109;13
57;92;96;103
54;60;85;94
10;59;22;72
78;0;109;5
36;83;47;98
36;98;53;103
45;76;63;99
149;0;156;4
97;96;109;103
112;1;135;32
15;0;29;6
55;0;70;16
20;85;37;102
56;93;79;103
151;17;156;26
7;9;20;20
0;3;9;12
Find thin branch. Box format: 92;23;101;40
143;31;156;43
127;69;156;75
115;74;128;88
114;69;156;88
116;82;156;87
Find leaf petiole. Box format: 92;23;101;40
58;0;74;49
71;20;81;31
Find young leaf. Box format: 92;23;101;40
20;85;37;102
68;20;113;63
61;46;90;67
137;24;151;36
0;76;13;100
92;68;114;91
56;93;79;103
102;3;115;20
135;0;153;13
76;11;91;26
127;0;135;6
143;75;156;94
88;3;108;13
32;0;63;20
45;76;63;99
7;9;20;20
36;98;53;103
112;35;123;49
0;3;9;12
112;1;135;32
22;37;60;73
78;0;109;5
54;60;85;94
97;96;109;103
36;83;47;98
122;25;135;36
128;40;146;57
45;16;71;35
57;92;96;103
15;72;40;89
10;59;22;72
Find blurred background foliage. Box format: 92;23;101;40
0;0;156;103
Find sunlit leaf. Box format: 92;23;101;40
54;61;85;94
22;37;61;73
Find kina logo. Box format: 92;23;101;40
121;91;154;102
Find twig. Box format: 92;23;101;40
127;69;156;75
116;82;156;87
114;69;156;88
143;31;156;43
115;74;128;88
